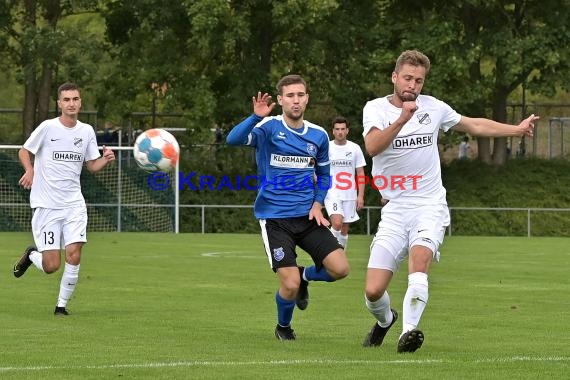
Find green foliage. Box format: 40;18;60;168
443;157;570;236
373;1;570;163
0;0;569;157
378;1;570;112
101;0;195;119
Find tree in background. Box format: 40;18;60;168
377;0;570;164
102;0;345;146
0;0;106;138
1;0;569;168
103;0;570;165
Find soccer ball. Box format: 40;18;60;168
133;129;180;172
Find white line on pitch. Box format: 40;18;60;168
1;356;569;372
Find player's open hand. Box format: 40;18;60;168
252;92;276;118
309;202;330;227
519;114;538;137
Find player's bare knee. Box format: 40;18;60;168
65;244;83;263
280;278;301;297
322;249;349;279
331;220;343;231
43;263;60;274
330;263;350;280
409;242;435;272
340;263;350;279
65;256;81;266
365;287;385;301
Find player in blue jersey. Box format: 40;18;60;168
226;74;350;341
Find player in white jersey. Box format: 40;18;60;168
458;136;471;159
361;50;537;352
324;116;366;251
13;82;115;316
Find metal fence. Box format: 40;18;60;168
179;204;570;237
446;207;570;238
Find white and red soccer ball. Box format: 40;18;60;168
133;129;180;172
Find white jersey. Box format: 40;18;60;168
23;117;100;209
362;95;461;205
326;140;366;201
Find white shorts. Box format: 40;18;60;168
368;201;449;272
31;207;88;252
324;197;360;223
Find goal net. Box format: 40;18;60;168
0;145;178;233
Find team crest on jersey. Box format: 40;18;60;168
306;143;316;156
73;137;83;148
416;113;431;125
273;247;285;261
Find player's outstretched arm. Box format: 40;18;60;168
453;114;538;137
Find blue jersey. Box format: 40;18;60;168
227;114;330;219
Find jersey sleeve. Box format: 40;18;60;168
437;99;462;132
362;100;387;137
354;143;367;168
316;132;330;166
314;131;331;205
85;127;101;161
249;118;273;147
23;122;48;154
226;114;264;146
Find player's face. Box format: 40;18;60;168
277;83;308;123
332;123;348;143
57;89;82;118
392;63;425;102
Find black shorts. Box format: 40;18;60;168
259;216;342;271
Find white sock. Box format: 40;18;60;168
338;234;348;250
330;227;341;239
330;228;345;248
365;291;393;328
402;272;429;335
29;250;45;272
57;263;80;308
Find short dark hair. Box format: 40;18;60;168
57;82;80;98
332;116;349;129
394;50;431;74
276;75;307;95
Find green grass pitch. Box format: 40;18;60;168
1;232;568;379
